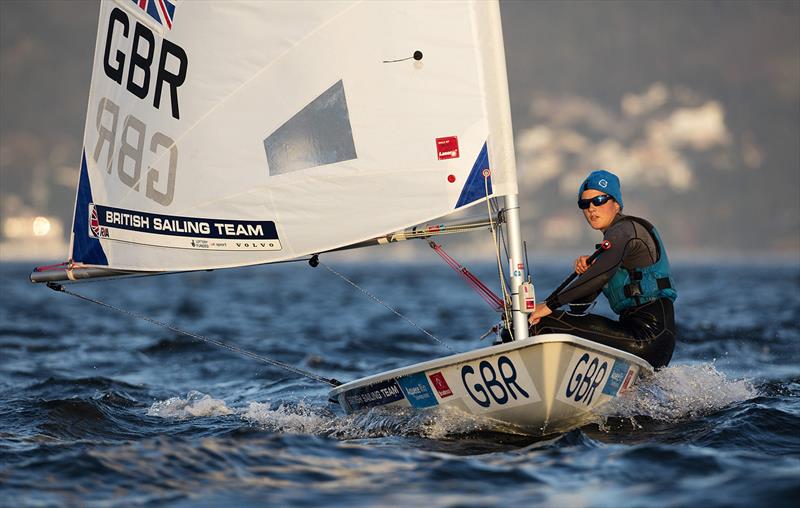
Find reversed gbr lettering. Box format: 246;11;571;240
94;97;178;206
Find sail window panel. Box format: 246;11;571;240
264;80;357;176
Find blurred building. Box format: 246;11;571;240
0;214;68;261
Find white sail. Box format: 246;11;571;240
68;0;519;272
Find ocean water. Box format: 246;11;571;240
1;258;798;507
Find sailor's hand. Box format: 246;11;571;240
574;255;591;274
528;303;552;325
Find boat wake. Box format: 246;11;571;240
601;362;757;422
147;392;526;439
146;362;757;439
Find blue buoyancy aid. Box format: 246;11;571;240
602;217;677;314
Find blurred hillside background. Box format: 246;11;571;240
1;0;798;261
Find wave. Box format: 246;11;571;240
601;362;757;422
146;391;233;419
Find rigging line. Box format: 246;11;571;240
429;241;504;311
318;262;453;352
497;217;511;289
490;199;510;293
45;282;341;387
484;174;512;337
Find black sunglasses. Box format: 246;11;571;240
578;194;614;209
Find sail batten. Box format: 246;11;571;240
44;0;519;279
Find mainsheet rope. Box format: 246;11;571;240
46;282;342;387
318;262;453;352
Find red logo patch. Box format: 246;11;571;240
429;372;453;398
620;369;635;393
436;136;459;160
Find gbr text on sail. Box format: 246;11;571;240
93;6;188;206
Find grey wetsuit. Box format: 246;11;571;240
531;214;676;368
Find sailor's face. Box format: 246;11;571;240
581;189;620;231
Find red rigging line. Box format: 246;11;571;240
429;241;505;312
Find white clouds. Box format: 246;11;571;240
651;101;729;150
516;83;737;197
622;82;669;117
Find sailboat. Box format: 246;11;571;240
31;0;652;435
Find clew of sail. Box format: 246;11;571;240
53;0;519;276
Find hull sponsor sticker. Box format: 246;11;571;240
342;378;404;411
557;349;615;408
434;351;541;412
602;360;631;396
620;368;636;393
428;371;453;398
397;372;438;408
87;203;281;251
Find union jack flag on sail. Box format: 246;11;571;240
131;0;176;30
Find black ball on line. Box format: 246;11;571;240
413;50;423;61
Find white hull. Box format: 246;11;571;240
329;334;653;435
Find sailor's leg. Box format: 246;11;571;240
533;311;634;344
532;309;674;368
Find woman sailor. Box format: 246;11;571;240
528;170;677;368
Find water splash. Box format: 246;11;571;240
602;362;757;422
242;400;336;435
146;391;233;419
149;392;524;439
242;400;522;439
148;364;756;438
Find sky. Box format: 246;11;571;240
1;0;798;260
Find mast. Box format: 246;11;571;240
505;193;530;341
475;1;531;340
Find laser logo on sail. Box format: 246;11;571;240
436;136;460;160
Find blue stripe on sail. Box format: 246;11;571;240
146;1;161;23
71;151;109;266
455;142;492;208
164;0;176;20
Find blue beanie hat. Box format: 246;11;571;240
578;170;623;209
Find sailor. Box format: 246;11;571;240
528;170;677;368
